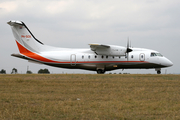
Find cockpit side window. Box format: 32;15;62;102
151;53;156;57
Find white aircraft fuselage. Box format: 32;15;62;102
8;21;173;74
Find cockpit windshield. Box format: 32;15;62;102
156;53;163;57
150;52;163;57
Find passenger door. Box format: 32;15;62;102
70;54;76;66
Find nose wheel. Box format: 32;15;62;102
157;70;161;74
155;68;161;74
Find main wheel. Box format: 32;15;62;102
157;70;161;74
97;69;105;74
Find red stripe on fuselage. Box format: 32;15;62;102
15;40;148;64
15;40;61;63
76;61;147;63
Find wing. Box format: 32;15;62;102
89;43;126;56
89;43;111;55
89;43;110;51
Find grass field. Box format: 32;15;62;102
0;74;180;120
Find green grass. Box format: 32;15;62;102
0;74;180;120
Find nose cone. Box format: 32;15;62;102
162;57;173;67
167;59;173;67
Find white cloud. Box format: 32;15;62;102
45;0;74;15
0;1;18;14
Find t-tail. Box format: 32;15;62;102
7;20;44;54
8;21;65;64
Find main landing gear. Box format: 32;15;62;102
97;69;105;74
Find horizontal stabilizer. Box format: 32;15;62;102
7;20;23;26
11;53;42;64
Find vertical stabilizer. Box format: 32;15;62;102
7;20;44;54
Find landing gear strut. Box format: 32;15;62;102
157;70;161;74
97;69;105;74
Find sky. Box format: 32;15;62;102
0;0;179;74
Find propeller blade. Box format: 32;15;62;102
126;38;133;53
127;37;129;48
126;38;133;61
127;53;129;61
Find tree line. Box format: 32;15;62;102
0;68;50;74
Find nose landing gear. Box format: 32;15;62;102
157;70;161;74
155;68;161;74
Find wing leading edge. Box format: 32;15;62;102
89;43;127;56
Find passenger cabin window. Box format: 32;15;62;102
95;55;97;58
151;52;163;57
131;55;133;59
82;55;84;59
88;55;90;59
106;56;108;59
102;56;104;59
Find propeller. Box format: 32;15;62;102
126;38;133;61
